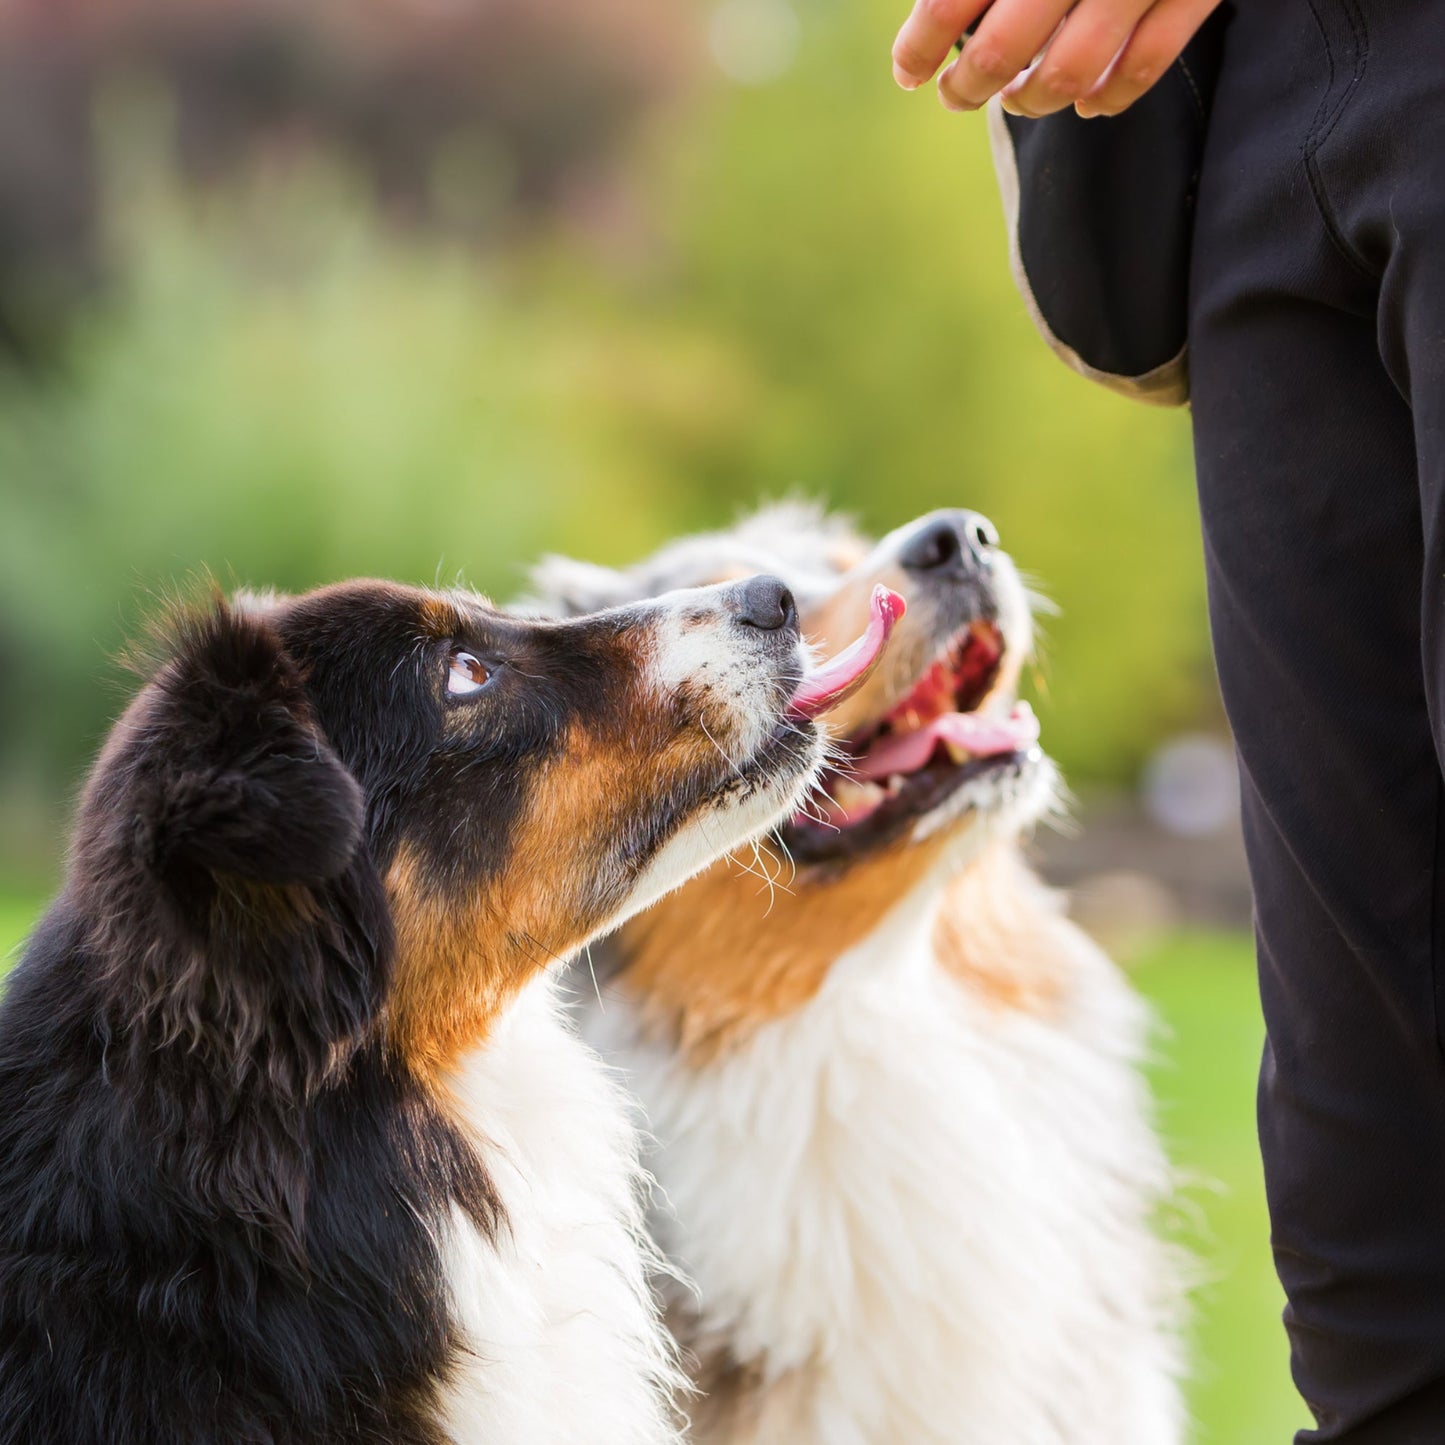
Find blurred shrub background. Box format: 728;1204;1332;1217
0;0;1216;882
0;0;1299;1437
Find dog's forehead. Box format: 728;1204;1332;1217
276;581;508;647
668;505;868;581
522;504;873;618
606;508;870;601
437;588;502;636
645;536;795;588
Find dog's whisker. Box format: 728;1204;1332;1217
699;718;747;786
580;943;605;1012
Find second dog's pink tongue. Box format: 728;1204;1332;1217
786;586;905;722
854;705;1040;780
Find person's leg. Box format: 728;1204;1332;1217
1190;3;1445;1439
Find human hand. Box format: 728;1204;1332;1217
891;0;1223;119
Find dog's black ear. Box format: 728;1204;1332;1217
132;598;364;892
85;598;388;1269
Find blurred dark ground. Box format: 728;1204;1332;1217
0;0;1247;942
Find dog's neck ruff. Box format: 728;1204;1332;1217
437;973;682;1445
582;851;1186;1445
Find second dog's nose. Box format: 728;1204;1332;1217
900;510;998;574
732;575;798;632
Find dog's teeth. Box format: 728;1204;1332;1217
834;778;885;808
886;775;904;796
944;739;971;764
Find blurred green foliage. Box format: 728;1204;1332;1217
0;0;1211;884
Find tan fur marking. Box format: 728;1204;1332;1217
387;715;720;1080
824;536;870;574
932;845;1067;1016
418;593;464;636
615;834;951;1061
384;845;530;1081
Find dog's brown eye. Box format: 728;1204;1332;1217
447;650;489;696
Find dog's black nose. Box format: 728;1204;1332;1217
731;575;798;632
965;512;1000;550
900;510;998;574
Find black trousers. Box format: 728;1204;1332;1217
1189;2;1445;1440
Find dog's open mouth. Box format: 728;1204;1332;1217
778;620;1039;861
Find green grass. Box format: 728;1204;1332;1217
1134;933;1308;1443
0;898;1301;1440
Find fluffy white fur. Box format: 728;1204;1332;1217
438;973;686;1445
582;847;1185;1445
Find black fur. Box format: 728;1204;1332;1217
0;596;504;1445
0;577;809;1444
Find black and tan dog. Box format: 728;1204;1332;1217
0;573;898;1445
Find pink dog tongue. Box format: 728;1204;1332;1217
854;704;1040;781
786;586;905;721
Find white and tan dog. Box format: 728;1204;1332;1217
526;503;1187;1445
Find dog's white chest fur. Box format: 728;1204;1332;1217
437;975;680;1445
586;892;1185;1445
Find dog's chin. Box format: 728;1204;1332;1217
778;743;1056;866
912;745;1058;852
616;720;824;925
